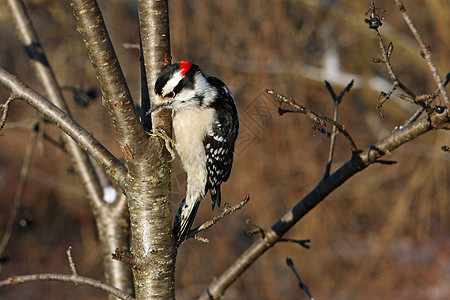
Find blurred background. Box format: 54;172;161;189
0;0;449;299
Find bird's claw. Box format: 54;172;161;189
151;128;176;162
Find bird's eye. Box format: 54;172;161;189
166;91;175;98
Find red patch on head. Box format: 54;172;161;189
178;61;193;77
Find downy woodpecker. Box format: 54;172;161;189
152;61;239;244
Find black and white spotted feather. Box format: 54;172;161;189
204;76;239;209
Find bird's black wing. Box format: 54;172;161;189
204;76;239;209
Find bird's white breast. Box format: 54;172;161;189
173;108;214;194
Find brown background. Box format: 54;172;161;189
0;0;449;299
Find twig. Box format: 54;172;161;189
286;258;314;300
366;1;418;116
0;96;15;132
395;72;449;128
324;81;339;178
112;248;138;269
279;238;311;249
392;0;449;106
246;219;266;238
0;122;38;256
372;29;417;117
324;81;337;102
265;89;358;154
376;83;398;119
323;80;354;178
375;29;414;98
373;159;397;165
193;236;210;244
66;246;78;276
334;80;354;104
0;274;135;300
186;195;250;241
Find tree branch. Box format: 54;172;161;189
138;0;172;134
186;195;250;242
265;89;358;154
107;2;176;299
6;4;134;293
0;274;134;300
199;110;449;300
69;0;176;297
279;238;311;249
66;246;79;276
323;80;354;178
69;0;149;162
0;96;14;132
0;67;127;187
374;30;415;99
286;258;314;300
392;0;449;106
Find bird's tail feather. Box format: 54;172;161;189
173;197;201;245
210;187;221;210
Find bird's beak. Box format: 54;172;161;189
145;99;174;116
145;103;160;116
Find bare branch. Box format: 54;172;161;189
279;239;311;250
326;79;354;105
246;219;266;238
0;67;127;187
373;159;397;165
323;80;354;178
66;246;78;276
199;110;449;300
108;1;176;298
138;0;172;134
112;249;138;269
6;10;134;289
399;72;448;127
372;29;417;116
0;274;134;300
392;0;449;106
265;89;358;154
286;258;314;300
6;12;133;287
324;104;338;177
324;81;337;102
0;96;15;132
70;0;149;162
376;83;398;119
186;195;250;242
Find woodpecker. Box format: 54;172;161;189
152;61;239;244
